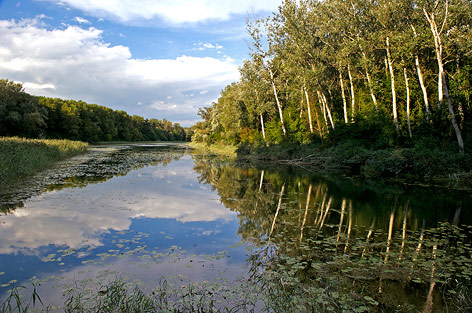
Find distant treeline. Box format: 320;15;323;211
0;79;191;142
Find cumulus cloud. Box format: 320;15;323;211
0;18;239;125
46;0;280;24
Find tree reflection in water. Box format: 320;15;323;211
193;154;472;312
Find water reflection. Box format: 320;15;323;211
1;154;235;255
0;145;471;312
192;155;472;312
0;143;189;213
0;145;244;305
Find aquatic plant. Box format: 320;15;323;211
0;283;43;313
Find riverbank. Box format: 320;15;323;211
207;141;472;189
0;137;88;187
189;142;237;158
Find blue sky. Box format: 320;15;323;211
0;0;280;126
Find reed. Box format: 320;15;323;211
0;137;88;186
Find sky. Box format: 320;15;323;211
0;0;281;126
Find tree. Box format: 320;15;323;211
0;79;47;137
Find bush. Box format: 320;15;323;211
327;111;397;149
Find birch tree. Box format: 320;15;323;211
423;0;465;153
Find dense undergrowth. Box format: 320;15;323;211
227;116;472;186
237;139;472;184
0;137;88;187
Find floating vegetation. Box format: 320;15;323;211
0;143;190;213
246;222;472;312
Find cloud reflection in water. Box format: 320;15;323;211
0;156;236;254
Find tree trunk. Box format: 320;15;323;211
304;86;314;133
384;57;389;77
415;55;431;122
360;50;378;110
403;66;412;138
321;92;335;130
411;25;431;122
317;90;329;132
339;67;348;123
269;68;286;136
312;99;323;140
424;5;465;153
386;37;399;135
442;70;464;153
260;113;266;140
347;64;355;122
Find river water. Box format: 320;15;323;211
0;143;471;312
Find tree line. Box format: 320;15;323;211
0;79;191;142
192;0;472;154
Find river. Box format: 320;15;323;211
0;143;471;312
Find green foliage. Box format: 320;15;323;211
0;79;191;143
0;79;47;138
39;97;191;143
327;110;397;149
191;0;472;157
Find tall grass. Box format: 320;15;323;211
0;284;43;313
0;137;88;186
189;142;237;158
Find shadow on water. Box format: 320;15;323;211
0;143;190;214
193;154;472;312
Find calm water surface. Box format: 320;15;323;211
0;143;471;311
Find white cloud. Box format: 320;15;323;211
203;43;223;50
47;0;280;24
22;82;56;90
74;16;91;24
194;42;224;52
0;18;240;125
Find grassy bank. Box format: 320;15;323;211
234;141;472;187
0;137;88;186
189;141;237;158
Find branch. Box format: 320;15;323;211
439;0;448;36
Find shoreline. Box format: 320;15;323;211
194;141;472;191
0;137;89;188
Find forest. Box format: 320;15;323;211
192;0;472;156
0;79;191;143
